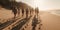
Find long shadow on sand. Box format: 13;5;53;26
11;16;32;30
32;16;39;30
0;17;22;30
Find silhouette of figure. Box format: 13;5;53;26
35;7;39;17
30;8;34;16
26;8;29;18
10;0;20;18
22;9;24;16
30;9;31;16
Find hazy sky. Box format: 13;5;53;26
16;0;60;10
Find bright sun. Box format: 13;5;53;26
16;0;47;11
34;0;40;7
34;0;44;11
34;0;46;11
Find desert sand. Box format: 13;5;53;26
40;12;60;30
0;7;60;30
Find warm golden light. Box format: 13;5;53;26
16;0;60;11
